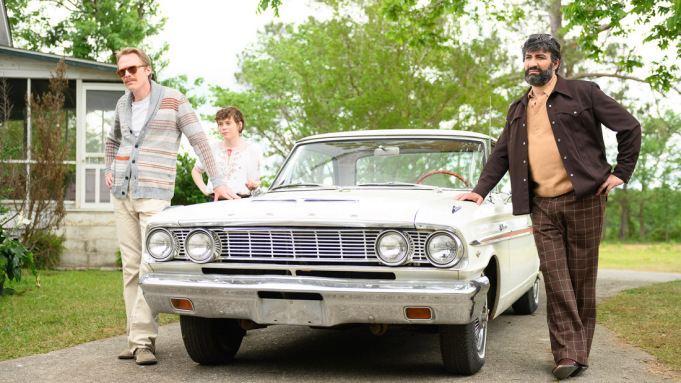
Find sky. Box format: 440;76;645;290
152;1;327;94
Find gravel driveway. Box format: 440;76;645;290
1;269;680;382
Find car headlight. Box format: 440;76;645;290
185;229;217;263
146;229;174;261
375;230;410;266
425;231;464;267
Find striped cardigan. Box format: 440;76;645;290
104;81;224;200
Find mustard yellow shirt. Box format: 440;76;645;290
527;74;574;197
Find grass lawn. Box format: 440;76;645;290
599;242;681;273
599;280;681;372
0;270;177;361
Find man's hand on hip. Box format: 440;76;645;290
596;174;624;196
213;185;240;201
455;192;484;205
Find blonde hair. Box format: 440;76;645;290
116;47;153;79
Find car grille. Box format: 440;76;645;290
169;227;433;266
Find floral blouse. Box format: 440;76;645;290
195;139;262;195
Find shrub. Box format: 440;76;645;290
171;152;206;206
27;230;64;270
0;225;36;295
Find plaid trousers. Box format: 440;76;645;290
530;191;606;366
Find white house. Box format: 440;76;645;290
1;1;123;267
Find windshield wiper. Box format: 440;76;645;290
270;183;338;191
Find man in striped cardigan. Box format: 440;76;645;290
104;47;233;365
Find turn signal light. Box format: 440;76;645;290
170;298;194;311
405;306;432;320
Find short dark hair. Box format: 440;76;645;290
215;106;245;133
522;34;561;69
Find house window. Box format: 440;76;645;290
1;78;80;204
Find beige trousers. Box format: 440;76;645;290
112;195;170;353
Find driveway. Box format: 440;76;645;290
2;269;680;382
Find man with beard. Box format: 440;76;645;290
456;34;640;380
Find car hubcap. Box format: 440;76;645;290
474;299;488;358
532;279;540;305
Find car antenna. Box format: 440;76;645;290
488;95;492;136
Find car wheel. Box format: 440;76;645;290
179;316;245;365
439;296;488;375
512;278;540;315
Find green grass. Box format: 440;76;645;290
599;280;681;372
0;270;177;361
599;242;681;273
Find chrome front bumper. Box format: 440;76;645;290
140;273;489;326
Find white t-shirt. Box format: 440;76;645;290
131;97;150;137
196;139;262;195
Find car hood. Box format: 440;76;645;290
150;188;472;228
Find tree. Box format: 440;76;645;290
6;1;208;110
215;0;520;157
5;0;167;64
16;61;69;245
562;0;681;94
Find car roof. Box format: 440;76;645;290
296;129;494;144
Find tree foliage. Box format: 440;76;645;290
606;110;681;241
562;0;681;93
214;0;520;157
5;0;167;64
171;152;207;206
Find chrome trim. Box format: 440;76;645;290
168;227;433;266
145;228;175;262
469;227;534;246
164;220;420;229
140;273;490;326
425;231;464;268
184;229;218;264
375;230;411;266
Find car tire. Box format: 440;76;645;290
440;297;488;375
179;316;245;365
512;278;540;315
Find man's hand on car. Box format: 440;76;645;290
455;192;484;205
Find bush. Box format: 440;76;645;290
0;225;36;295
171;152;206;206
28;230;64;270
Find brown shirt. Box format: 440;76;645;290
527;75;573;197
472;76;641;215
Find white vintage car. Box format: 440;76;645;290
140;129;540;375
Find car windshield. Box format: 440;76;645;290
272;137;486;190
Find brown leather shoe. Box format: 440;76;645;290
117;349;134;360
571;364;588;377
552;358;579;380
134;348;157;365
